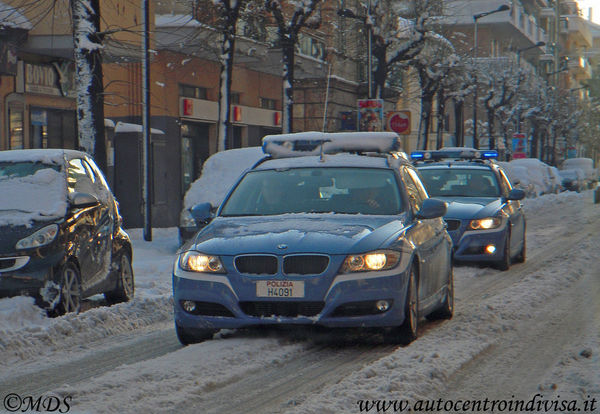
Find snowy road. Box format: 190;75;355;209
0;191;598;413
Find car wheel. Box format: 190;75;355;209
175;324;216;345
387;263;419;345
55;262;82;315
497;232;511;271
105;252;135;304
515;232;526;264
427;267;454;320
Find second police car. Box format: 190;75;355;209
412;148;526;271
173;132;454;345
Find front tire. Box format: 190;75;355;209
496;232;511;271
176;324;216;345
54;262;82;316
387;263;419;345
105;252;135;304
427;268;454;320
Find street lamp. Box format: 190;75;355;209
472;4;510;149
338;3;373;98
516;41;546;66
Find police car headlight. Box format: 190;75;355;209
179;252;225;273
16;224;59;250
469;217;502;230
341;250;400;273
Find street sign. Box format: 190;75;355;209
512;133;527;159
387;111;411;135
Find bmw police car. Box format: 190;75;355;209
412;148;526;271
173;132;454;345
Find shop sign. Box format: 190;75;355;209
357;99;383;132
24;62;75;97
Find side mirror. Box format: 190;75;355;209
416;198;447;220
69;192;100;208
507;188;525;201
190;202;213;224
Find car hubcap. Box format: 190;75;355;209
121;255;134;297
62;267;80;313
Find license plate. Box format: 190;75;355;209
256;280;305;298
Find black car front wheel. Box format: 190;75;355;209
176;324;217;345
55;262;82;315
105;252;135;304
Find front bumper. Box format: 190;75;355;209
0;251;63;298
447;223;507;263
172;260;411;331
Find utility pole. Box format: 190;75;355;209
142;0;152;241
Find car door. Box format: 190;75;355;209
498;169;525;256
406;167;450;294
67;157;113;292
400;167;441;303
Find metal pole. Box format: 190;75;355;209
472;17;479;149
367;0;372;99
142;0;152;241
516;50;521;134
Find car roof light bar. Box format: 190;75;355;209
410;148;498;162
262;131;402;158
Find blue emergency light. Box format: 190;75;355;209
481;150;498;159
410;151;425;160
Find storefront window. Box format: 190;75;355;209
9;107;24;149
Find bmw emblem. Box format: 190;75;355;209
277;244;288;250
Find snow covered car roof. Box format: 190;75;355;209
0;149;78;226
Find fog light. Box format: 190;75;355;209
182;300;196;313
485;244;496;254
375;300;390;312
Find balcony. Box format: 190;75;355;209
561;15;593;48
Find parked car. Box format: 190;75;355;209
559;168;586;192
173;132;453;345
499;158;561;196
413;148;526;271
0;149;134;315
561;158;597;189
179;147;265;244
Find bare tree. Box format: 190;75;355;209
71;0;106;172
265;0;322;133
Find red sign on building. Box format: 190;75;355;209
387;111;411;135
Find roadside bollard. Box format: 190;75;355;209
595;186;600;204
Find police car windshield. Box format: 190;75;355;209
419;168;501;198
220;167;403;216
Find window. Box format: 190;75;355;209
401;167;426;213
9;106;24;149
179;84;207;99
68;158;95;195
260;97;277;110
295;34;326;61
231;93;241;104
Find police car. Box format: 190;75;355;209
412;148;526;271
172;132;454;345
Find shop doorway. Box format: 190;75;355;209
181;122;210;194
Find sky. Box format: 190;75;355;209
577;0;599;24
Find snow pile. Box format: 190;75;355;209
0;168;68;226
182;147;265;210
498;158;560;197
0;228;179;369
